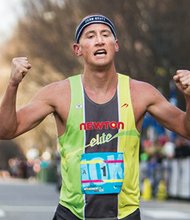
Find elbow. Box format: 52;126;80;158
179;128;190;140
0;129;17;140
184;132;190;140
0;136;13;140
184;123;190;140
182;133;190;140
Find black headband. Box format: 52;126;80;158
75;15;117;43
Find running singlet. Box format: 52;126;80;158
58;73;140;220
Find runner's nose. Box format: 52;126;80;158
95;34;105;45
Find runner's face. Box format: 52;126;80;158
74;24;119;69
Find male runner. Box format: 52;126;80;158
0;14;190;220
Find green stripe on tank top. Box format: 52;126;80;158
117;73;140;219
58;74;85;219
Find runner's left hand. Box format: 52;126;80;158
173;70;190;95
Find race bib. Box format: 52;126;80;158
80;152;124;194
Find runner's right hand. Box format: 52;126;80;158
10;57;32;86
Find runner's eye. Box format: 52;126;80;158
102;30;111;37
87;34;94;39
103;34;109;37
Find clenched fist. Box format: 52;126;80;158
10;57;32;86
173;70;190;95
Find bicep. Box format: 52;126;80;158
147;90;185;134
15;98;54;137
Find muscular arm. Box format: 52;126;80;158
0;82;19;138
147;87;188;137
13;87;55;138
131;78;190;139
173;70;190;135
0;57;54;139
141;73;190;139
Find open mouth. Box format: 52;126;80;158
94;49;107;56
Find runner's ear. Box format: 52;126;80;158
115;39;119;52
73;43;82;56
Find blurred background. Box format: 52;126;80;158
0;0;190;202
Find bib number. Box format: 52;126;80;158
80;152;124;194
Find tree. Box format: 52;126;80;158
2;0;190;151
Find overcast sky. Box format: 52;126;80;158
0;0;23;43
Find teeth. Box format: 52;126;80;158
94;50;106;55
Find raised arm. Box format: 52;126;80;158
0;57;54;139
145;70;190;139
173;70;190;135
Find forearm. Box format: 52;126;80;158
184;95;190;137
0;82;19;139
0;57;31;139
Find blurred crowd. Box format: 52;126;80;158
7;157;40;179
140;118;190;199
0;148;58;183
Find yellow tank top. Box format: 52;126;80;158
58;73;140;219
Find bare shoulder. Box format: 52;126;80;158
45;78;71;134
130;78;156;93
34;78;70;103
42;78;70;93
27;78;71;118
129;78;167;130
130;78;164;105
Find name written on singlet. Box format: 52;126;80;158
80;121;125;147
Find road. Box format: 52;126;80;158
0;178;59;220
141;200;190;220
0;178;190;220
